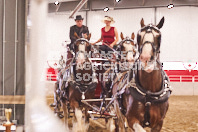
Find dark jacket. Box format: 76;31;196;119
69;25;89;45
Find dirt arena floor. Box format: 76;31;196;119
47;96;198;132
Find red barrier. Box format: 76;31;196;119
46;68;58;81
165;70;198;82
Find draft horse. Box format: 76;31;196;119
112;17;172;132
101;32;138;99
61;33;98;127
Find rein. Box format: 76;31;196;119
92;45;116;63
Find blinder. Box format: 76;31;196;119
73;38;91;53
73;38;91;61
116;37;138;61
117;37;138;53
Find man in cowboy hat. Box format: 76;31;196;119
50;15;89;112
69;15;89;50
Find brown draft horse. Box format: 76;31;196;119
61;33;98;128
101;32;137;99
112;17;171;132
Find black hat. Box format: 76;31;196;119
75;15;84;21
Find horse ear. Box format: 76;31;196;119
156;17;165;29
87;33;91;41
131;32;135;40
74;32;80;39
140;18;145;28
120;32;124;40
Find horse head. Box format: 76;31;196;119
117;32;138;63
74;32;91;65
137;17;164;72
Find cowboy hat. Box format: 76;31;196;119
102;16;115;24
75;15;84;21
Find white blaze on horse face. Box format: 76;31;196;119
126;52;134;62
141;43;152;62
123;42;134;62
77;52;85;65
76;43;86;64
79;43;86;52
140;31;154;63
142;33;154;44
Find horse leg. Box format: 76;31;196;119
74;108;89;132
106;117;115;132
150;120;163;132
61;101;68;125
54;82;58;105
105;105;116;132
131;122;145;132
75;108;83;129
133;123;146;132
114;100;125;132
124;117;133;132
127;118;145;132
70;100;79;122
84;106;90;123
54;82;62;116
51;81;58;107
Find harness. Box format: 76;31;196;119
115;62;172;127
69;38;98;100
73;38;91;49
115;25;172;127
116;37;139;60
58;38;98;101
129;62;172;127
137;24;161;62
68;58;98;100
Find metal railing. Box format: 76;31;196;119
168;75;198;82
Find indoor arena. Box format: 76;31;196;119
0;0;198;132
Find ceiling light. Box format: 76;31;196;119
54;1;59;5
115;0;121;2
167;4;174;9
103;7;109;12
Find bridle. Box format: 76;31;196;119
117;37;139;60
137;24;161;61
73;38;91;60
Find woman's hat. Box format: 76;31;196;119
102;16;115;24
75;15;84;21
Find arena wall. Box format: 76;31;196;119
45;6;198;96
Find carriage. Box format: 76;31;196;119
52;39;120;121
50;17;173;132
